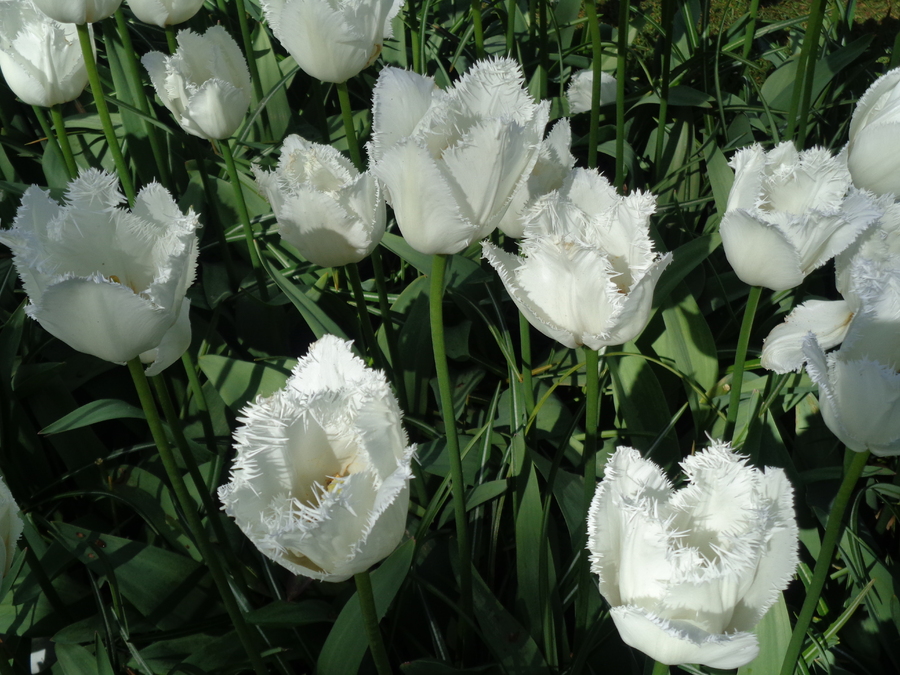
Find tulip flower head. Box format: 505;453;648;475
32;0;122;23
127;0;205;27
219;335;416;582
142;26;252;140
0;475;23;582
587;442;799;668
0;169;199;375
720;142;882;291
847;67;900;197
566;68;617;114
254;135;385;267
483;168;672;350
369;58;550;255
260;0;401;83
0;0;88;108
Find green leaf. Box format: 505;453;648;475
57;643;97;675
317;539;415;675
381;232;433;276
245;599;335;627
39;399;145;435
198;354;295;413
737;594;791;675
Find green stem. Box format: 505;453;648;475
234;0;266;108
165;25;178;53
181;352;219;462
536;0;548;100
724;285;761;441
346;262;383;370
219;138;269;300
778;450;870;675
585;1;603;170
50;105;77;179
336;81;363;170
742;0;761;61
651;660;670;675
430;254;472;643
614;0;629;189
408;0;422;73
654;0;675;176
519;313;535;412
506;0;516;56
31;106;65;183
785;0;826;144
126;359;269;675
795;0;827;147
471;0;486;60
355;570;393;675
76;23;135;205
372;248;407;410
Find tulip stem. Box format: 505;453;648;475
219;138;269;301
372;248;407;411
785;0;825;145
234;0;266;114
164;25;178;54
430;253;473;649
336;81;363;171
506;0;516;56
181;352;219;463
471;0;486;60
355;571;393;675
50;105;77;179
75;23;136;206
778;450;870;675
724;285;762;442
650;660;670;675
742;0;761;61
347;262;383;370
614;0;628;189
126;358;270;675
584;1;603;171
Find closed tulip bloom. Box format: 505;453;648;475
0;169;199;375
32;0;122;23
127;0;205;26
370;59;549;255
720;142;882;291
142;26;251;140
0;476;23;581
254;135;385;267
218;335;416;582
260;0;400;83
588;442;798;669
483;168;671;350
0;0;88;108
847;67;900;197
566;68;617;114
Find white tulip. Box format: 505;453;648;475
566;68;617;114
804;265;900;456
587;442;798;669
0;475;23;581
260;0;401;83
218;335;415;582
370;59;549;255
720;142;882;291
127;0;205;27
497;119;576;239
32;0;122;23
483;168;671;350
847;67;900;197
254;135;385;267
142;26;251;140
0;169;199;375
0;0;88;108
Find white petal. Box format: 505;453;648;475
727;145;767;212
566;68;617;114
761;300;854;373
368;67;438;164
183;78;249;140
720;209;804;290
849;67;900;143
847;122;900;197
141;298;192;377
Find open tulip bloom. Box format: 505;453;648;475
720;142;883;291
483;167;672;350
0;0;89;108
261;0;401;84
254;134;385;267
0;169;199;375
587;442;799;668
32;0;122;23
846;66;900;197
142;26;252;140
369;58;549;255
219;335;416;582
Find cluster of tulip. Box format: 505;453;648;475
3;0;895;671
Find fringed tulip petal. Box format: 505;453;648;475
32;0;121;23
848;67;900;196
720;209;804;291
129;0;206;27
761;300;854;373
566;68;617;114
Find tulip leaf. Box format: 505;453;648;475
39;399;145;435
317;539;415;675
244;599;335;627
56;643;98;675
401;660;500;674
737;593;791;675
198;355;295;413
381;232;433;276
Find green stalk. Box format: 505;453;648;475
724;285;761;441
536;0;548;100
76;23;135;205
355;570;393;675
614;0;629;189
219;138;269;300
795;0;827;147
164;25;178;53
126;358;269;675
181;352;219;463
779;450;870;675
742;0;761;61
651;660;670;675
785;0;826;144
336;81;363;170
585;1;603;170
372;248;407;411
408;0;422;73
50;105;77;179
471;0;486;60
346;262;383;370
575;347;601;639
506;0;517;56
430;254;472;642
234;0;265;109
519;313;535;412
654;0;675;176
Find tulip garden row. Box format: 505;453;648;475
0;1;897;674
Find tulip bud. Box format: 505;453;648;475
254;135;385;267
0;0;88;108
587;442;799;668
0;169;199;375
260;0;401;84
142;26;252;140
847;67;900;197
218;335;416;582
566;68;617;114
32;0;122;23
127;0;205;27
